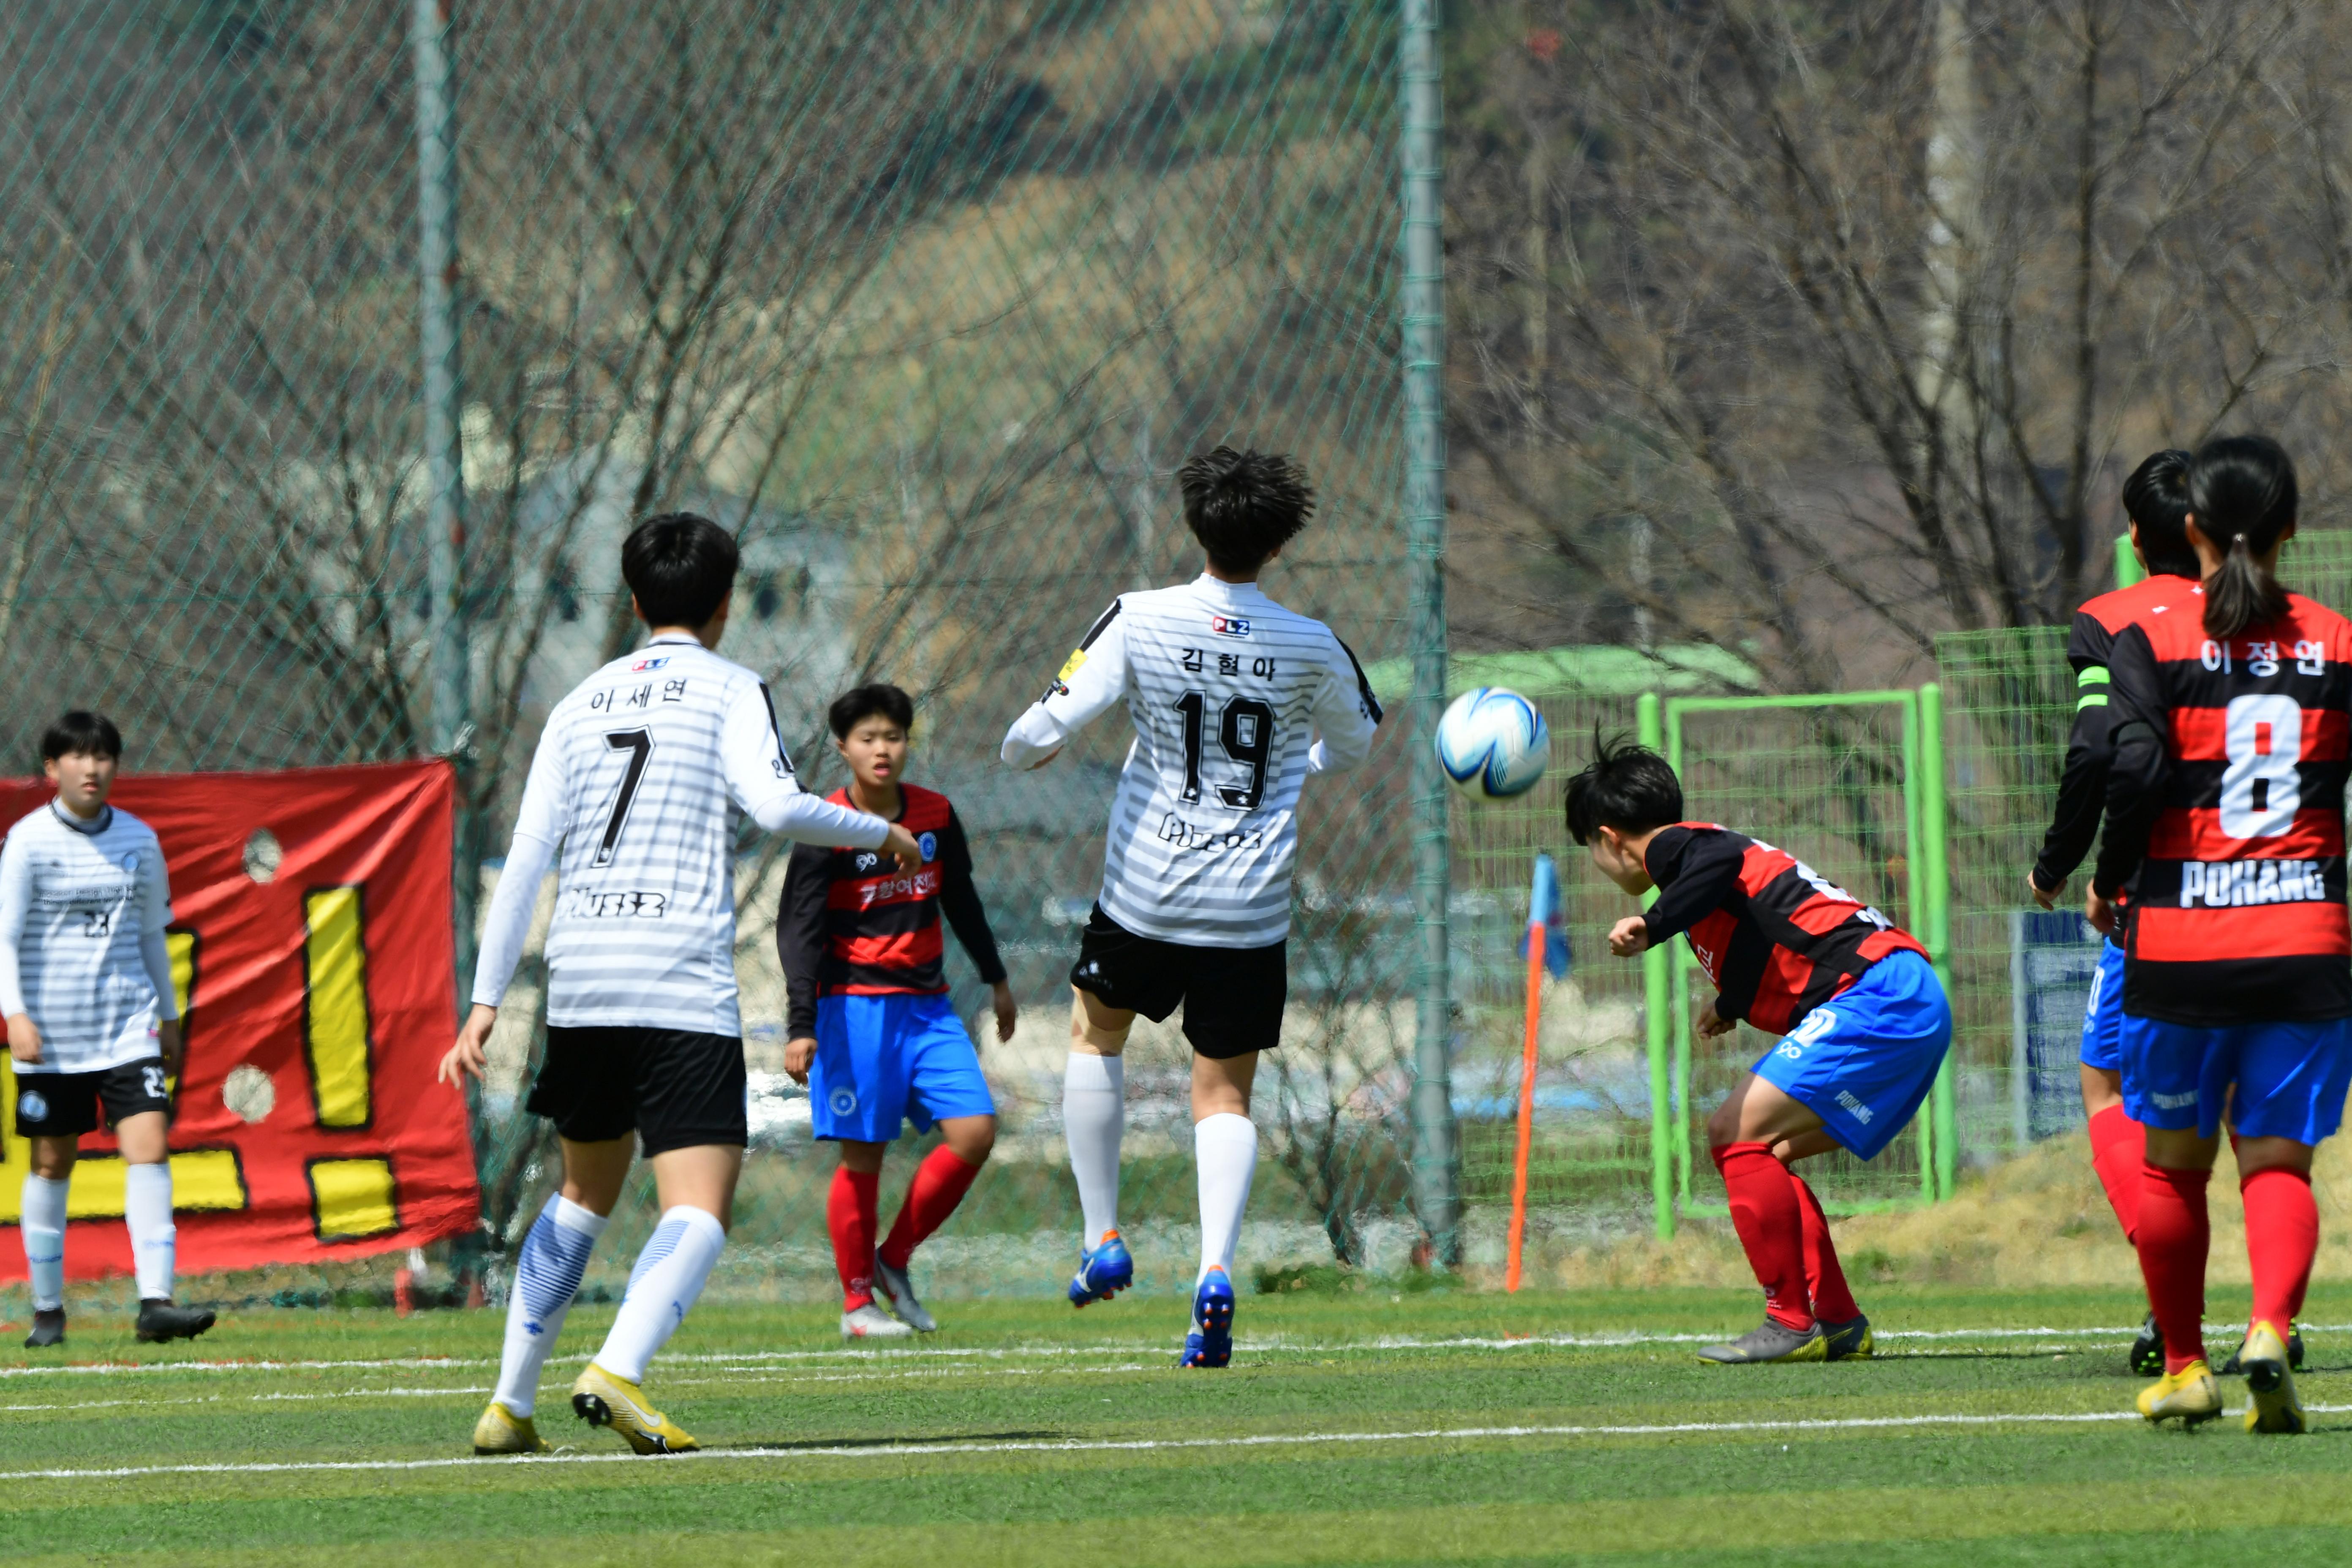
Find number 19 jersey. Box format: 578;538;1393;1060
1002;574;1382;947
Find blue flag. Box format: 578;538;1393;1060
1522;852;1571;978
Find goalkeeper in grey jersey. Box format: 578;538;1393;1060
1002;446;1381;1367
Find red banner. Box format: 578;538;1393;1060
0;760;479;1277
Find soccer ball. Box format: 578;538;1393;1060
1435;686;1549;800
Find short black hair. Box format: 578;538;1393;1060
828;683;915;740
2121;449;2196;578
42;711;122;762
1564;731;1683;845
1178;446;1314;574
622;512;739;629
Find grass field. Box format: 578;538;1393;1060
4;1282;2352;1565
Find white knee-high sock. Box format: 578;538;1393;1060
1064;1053;1124;1247
124;1162;175;1302
1195;1113;1257;1287
593;1206;725;1383
493;1194;607;1417
21;1174;66;1312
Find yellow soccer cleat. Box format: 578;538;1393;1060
2239;1320;2308;1435
570;1363;700;1455
2136;1359;2223;1428
471;1399;550;1456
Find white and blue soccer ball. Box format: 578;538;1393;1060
1435;686;1549;800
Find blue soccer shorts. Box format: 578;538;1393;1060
2118;1013;2352;1144
1751;950;1953;1161
810;992;995;1142
2079;938;2126;1073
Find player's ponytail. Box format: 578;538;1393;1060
2189;435;2296;640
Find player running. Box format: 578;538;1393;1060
1575;738;1952;1364
0;713;212;1348
2026;450;2210;1377
446;514;920;1456
779;683;1015;1340
2088;435;2351;1434
1001;446;1381;1367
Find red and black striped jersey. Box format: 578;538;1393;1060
777;784;1006;1038
1640;822;1926;1035
2093;591;2352;1024
2034;573;2203;890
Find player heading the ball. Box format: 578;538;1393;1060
1002;446;1382;1368
1573;736;1951;1365
779;682;1015;1340
2087;435;2352;1435
446;514;921;1458
0;712;213;1347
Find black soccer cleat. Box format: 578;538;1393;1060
2219;1320;2306;1376
2130;1312;2165;1377
134;1299;216;1344
23;1308;64;1349
1821;1314;1873;1361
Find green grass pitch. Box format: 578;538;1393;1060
3;1283;2351;1565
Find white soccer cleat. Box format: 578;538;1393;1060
841;1301;915;1339
872;1252;938;1333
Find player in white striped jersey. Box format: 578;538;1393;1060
1002;447;1381;1365
0;712;212;1347
444;514;920;1457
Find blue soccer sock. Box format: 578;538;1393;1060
493;1194;606;1417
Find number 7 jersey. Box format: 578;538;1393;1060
1002;574;1383;946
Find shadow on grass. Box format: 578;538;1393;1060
719;1429;1067;1452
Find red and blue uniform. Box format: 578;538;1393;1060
2095;591;2352;1142
2036;573;2205;1071
779;784;1003;1141
1641;823;1949;1160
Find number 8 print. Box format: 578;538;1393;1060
2221;694;2301;838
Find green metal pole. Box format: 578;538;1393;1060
2115;533;2144;588
1400;0;1459;1265
1921;683;1957;1200
1639;693;1671;1239
1665;702;1693;1207
1898;693;1934;1200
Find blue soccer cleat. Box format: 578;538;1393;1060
1179;1266;1235;1368
1067;1230;1135;1308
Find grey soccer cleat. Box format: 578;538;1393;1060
871;1252;937;1333
1696;1318;1827;1365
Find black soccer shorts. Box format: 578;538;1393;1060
527;1026;748;1157
1068;904;1287;1059
14;1057;173;1139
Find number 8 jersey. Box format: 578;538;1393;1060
1002;575;1382;947
2096;583;2352;1024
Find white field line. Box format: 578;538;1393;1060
11;1403;2352;1484
0;1322;2338;1382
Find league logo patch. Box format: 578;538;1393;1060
1212;615;1250;637
630;655;670;672
829;1087;859;1116
17;1091;46;1123
917;831;938;863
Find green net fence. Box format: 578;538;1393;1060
0;0;1450;1305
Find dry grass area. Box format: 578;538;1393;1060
1536;1129;2352;1295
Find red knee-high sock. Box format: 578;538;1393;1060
2243;1167;2319;1331
2135;1162;2210;1374
828;1166;880;1310
1791;1173;1861;1323
2085;1105;2145;1244
879;1145;985;1271
1712;1142;1813;1330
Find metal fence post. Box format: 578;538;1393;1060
1920;681;1957;1199
412;0;475;1009
1638;692;1671;1239
1401;0;1458;1266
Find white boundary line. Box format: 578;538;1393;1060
9;1402;2350;1484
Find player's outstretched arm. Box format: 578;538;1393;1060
1002;599;1131;770
1305;632;1383;776
723;683;917;868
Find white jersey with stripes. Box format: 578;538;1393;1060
0;801;177;1073
1002;574;1382;947
472;633;891;1035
